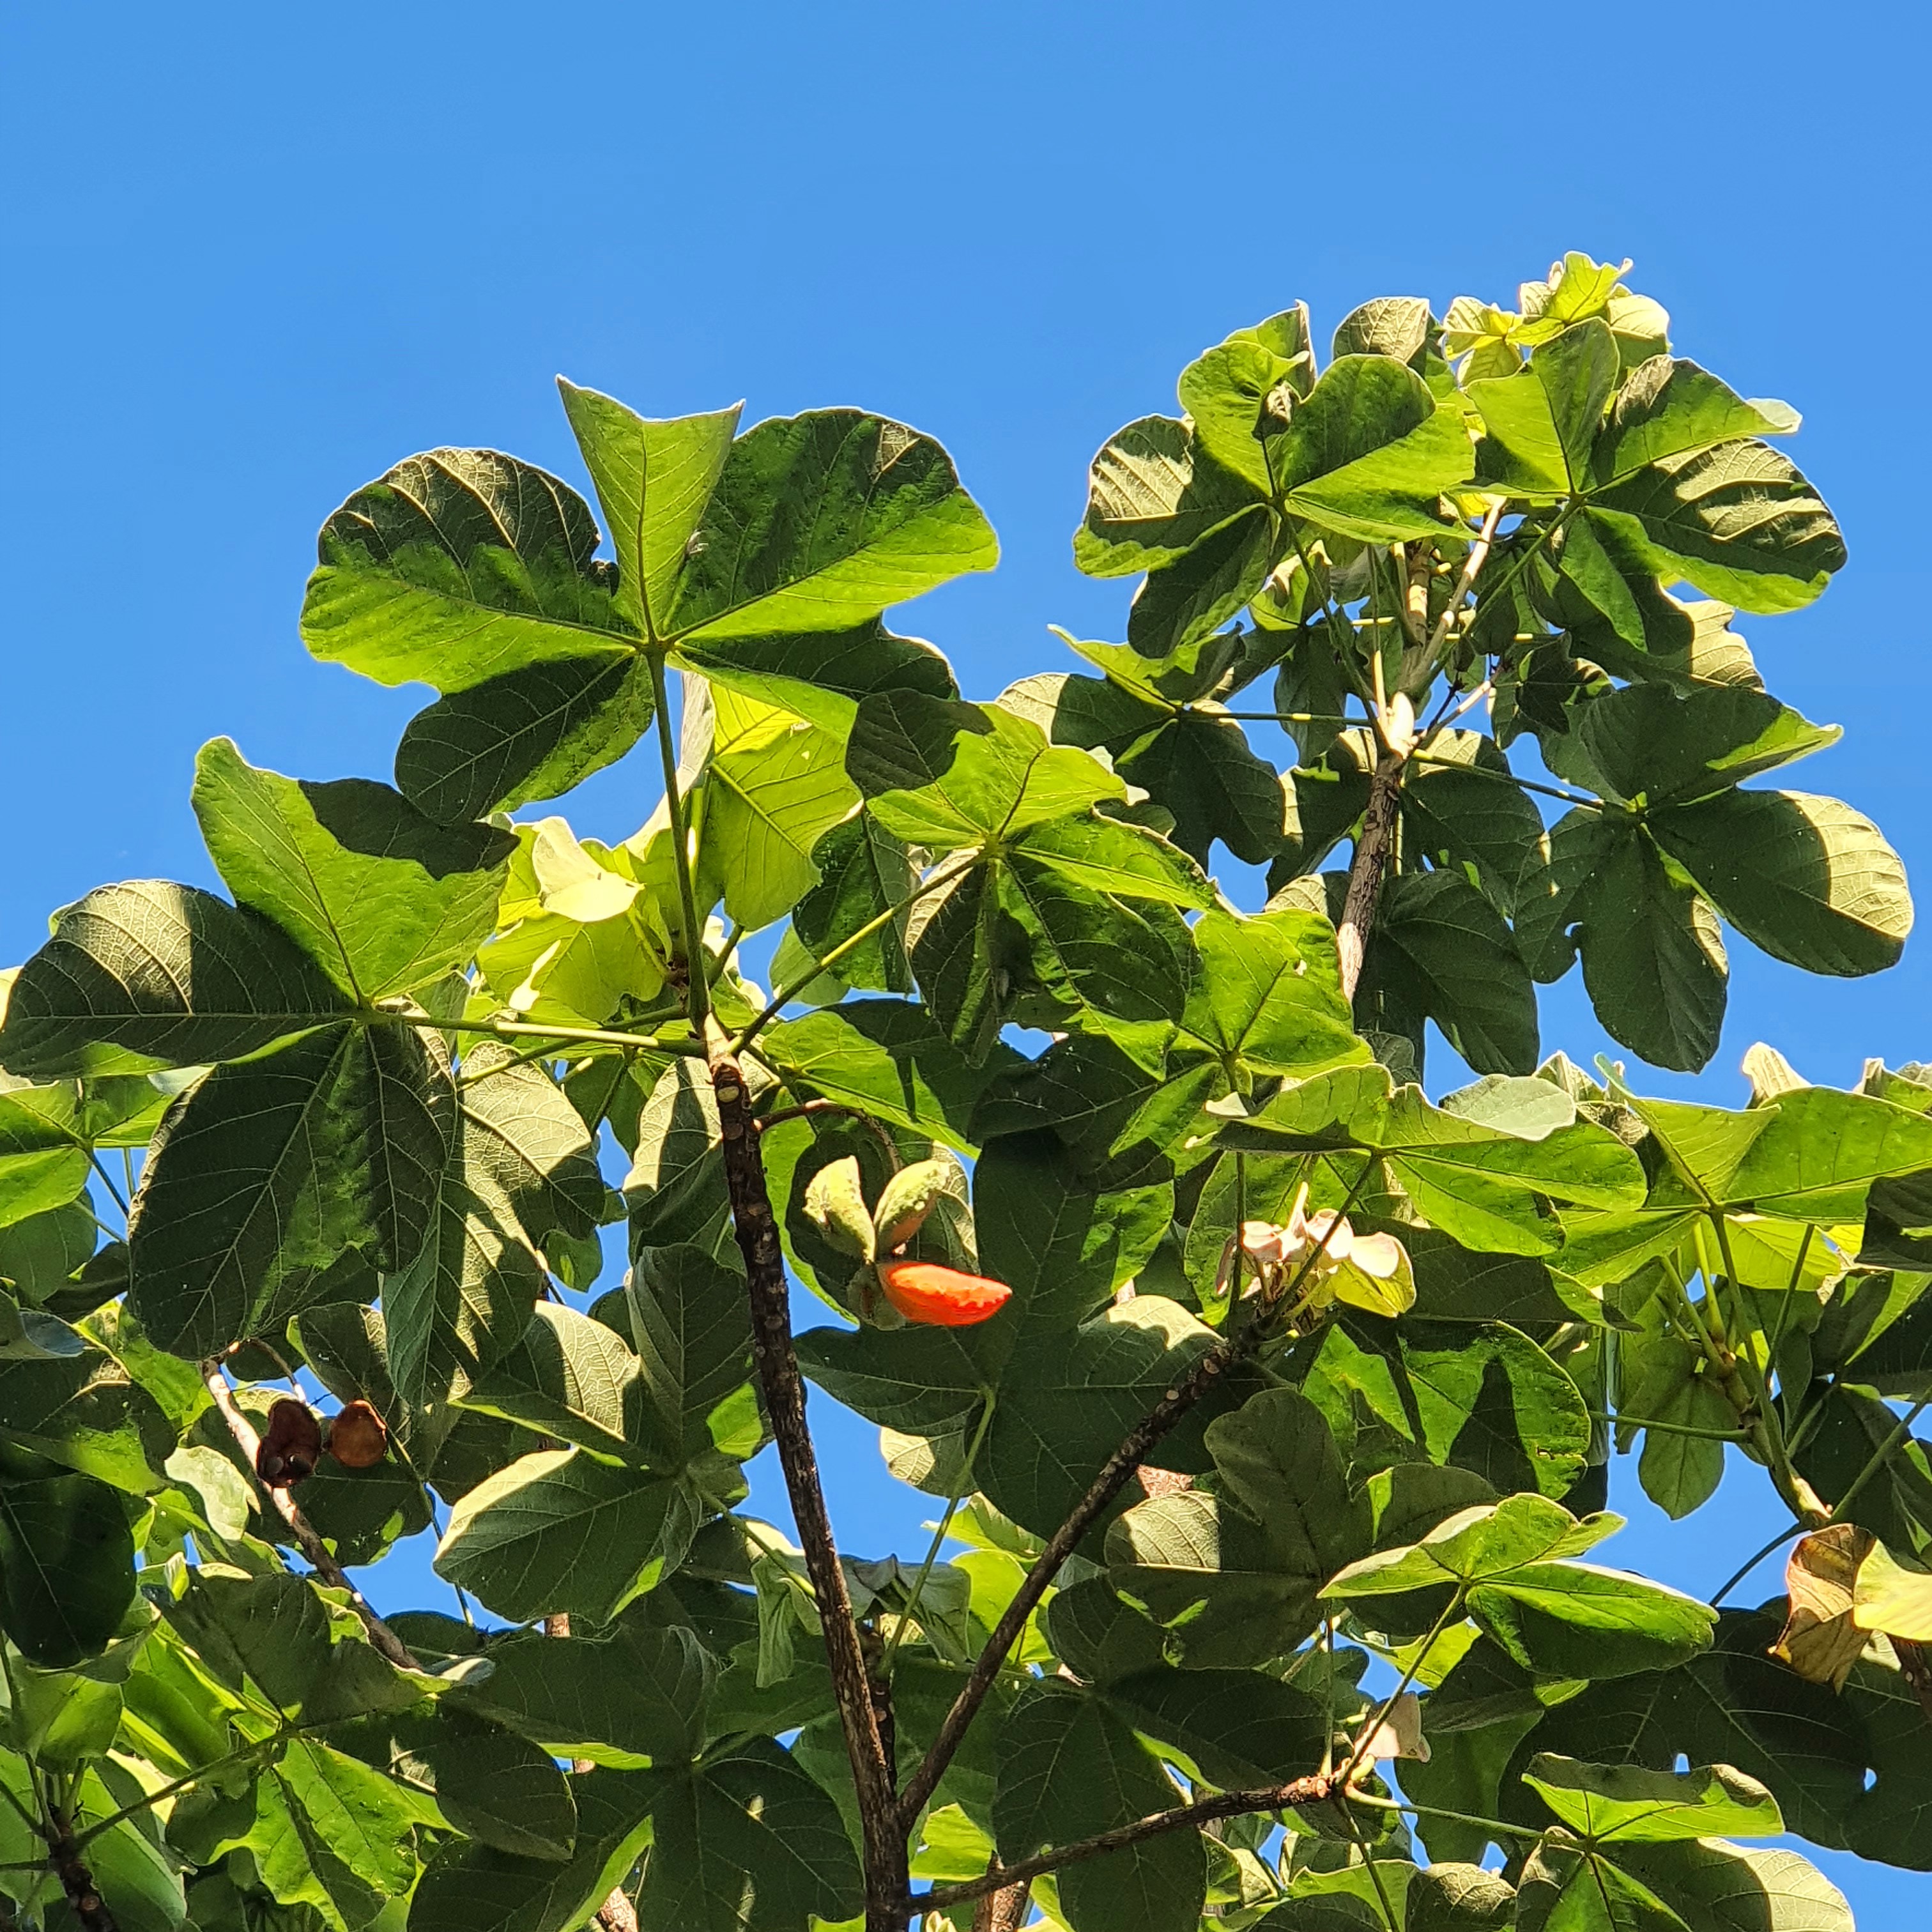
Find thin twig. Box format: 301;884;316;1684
198;1362;419;1671
918;1773;1336;1913
732;850;982;1055
757;1100;903;1176
898;1164;1373;1827
1708;1392;1932;1604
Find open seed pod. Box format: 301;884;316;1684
256;1398;323;1488
326;1399;389;1469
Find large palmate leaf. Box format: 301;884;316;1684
305;404;995;820
450;1617;714;1766
629;1738;861;1932
387;1040;603;1408
1266;354;1475;540
303;447;637;691
1651;789;1912;977
192;737;515;1000
691;682;859;932
434;1446;698;1623
1075;414;1264;578
0;1341;172;1492
127;1021;452;1360
1108;1387;1367;1664
0;1464;137;1666
408;1767;659;1932
0;880;351;1079
1218;1062;1644;1257
995;1679;1205;1932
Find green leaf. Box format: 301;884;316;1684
623;1058;731;1254
1575;825;1729;1075
0;1468;136;1665
0;880;351;1079
1608;1840;1853;1932
993;1680;1205;1932
760;1000;1018;1153
694;684;859;933
1326;1492;1614;1596
1521;1754;1782;1843
1588;439;1844;614
1370;868;1540;1076
1126;507;1273;657
450;1618;713;1765
1183;907;1368;1078
1222;1064;1644;1257
556;381;742;637
1114;708;1293;867
331;1705;577;1862
459;1303;644;1460
850;694;1124;847
274;1736;417;1897
127;1022;452;1360
982;1298;1218;1535
1303;1321;1591;1498
1570;686;1837;808
408;1767;658;1932
0;1083;90;1230
433;1446;697;1623
1272;356;1473;540
1406;1864;1516;1931
974;1131;1170;1336
1651;788;1912;977
1400;741;1546;919
1177;313;1318;494
302;447;635;693
385;1040;602;1409
1075;415;1263;577
1107;1664;1330;1788
1469;318;1618;495
191;738;514;999
625;1243;758;1466
631;1738;862;1932
1591;356;1802;487
394;650;659;825
1468;1563;1716;1679
790;813;918;995
0;1338;173;1492
664;409;998;643
1108;1387;1366;1664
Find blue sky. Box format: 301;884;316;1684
6;1;1929;1915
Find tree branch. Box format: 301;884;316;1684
707;1032;904;1930
1335;753;1403;1004
199;1362;419;1671
971;1880;1032;1932
919;1773;1336;1914
47;1809;117;1932
896;1340;1239;1826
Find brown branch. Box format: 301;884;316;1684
1335;754;1404;1004
48;1809;117;1932
199;1361;419;1671
709;1034;905;1931
920;1774;1335;1915
896;1341;1238;1826
972;1880;1032;1932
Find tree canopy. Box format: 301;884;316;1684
1;252;1926;1932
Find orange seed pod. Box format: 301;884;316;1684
875;1259;1011;1328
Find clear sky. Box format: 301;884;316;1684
6;2;1929;1915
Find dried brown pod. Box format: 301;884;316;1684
325;1400;388;1470
256;1398;323;1488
